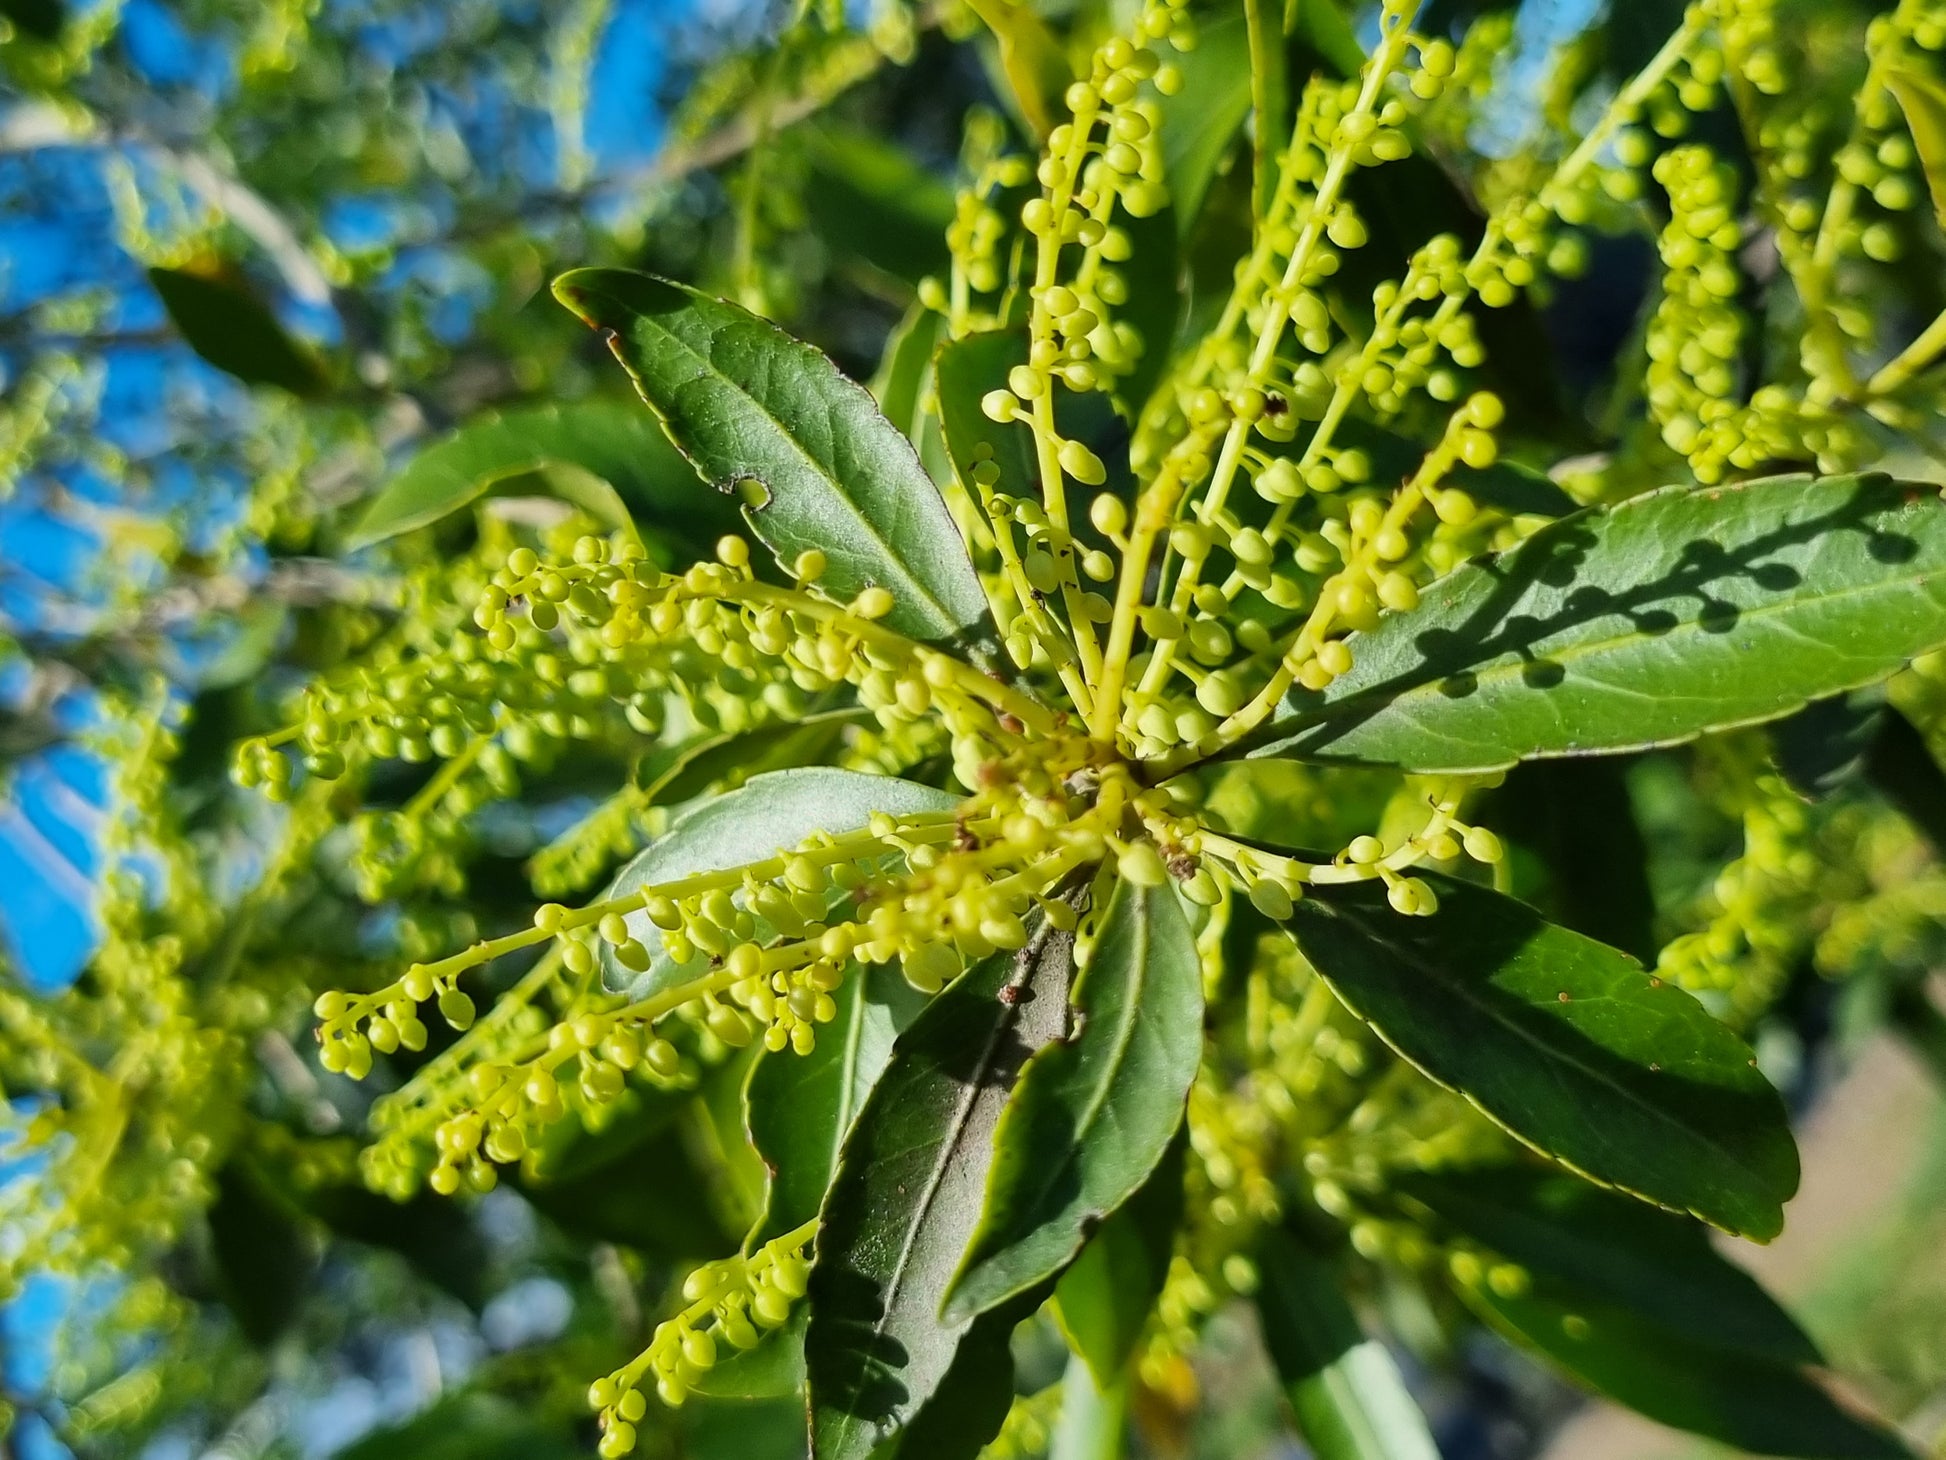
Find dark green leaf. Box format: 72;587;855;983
1053;1128;1186;1385
634;709;871;807
1399;1166;1819;1364
1109;206;1182;419
882;1292;1045;1460
1865;704;1946;855
0;0;62;40
601;768;960;999
1279;872;1798;1239
1467;1281;1909;1458
946;879;1203;1322
1886;66;1946;232
1254;1229;1440;1460
149;264;329;397
521;1088;739;1257
684;1394;811;1459
806;914;1077;1460
1773;689;1887;800
746;962;929;1244
1479;758;1657;963
1246;474;1946;773
803;127;956;289
1323;416;1576;520
553;268;993;648
347;401;739;551
332;1393;583;1460
935;329;1042;509
208;1160;315;1347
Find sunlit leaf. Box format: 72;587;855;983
1246;473;1946;773
599;768;960;999
347;400;739;551
1887;65;1946;231
555;268;994;649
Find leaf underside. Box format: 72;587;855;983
599;769;959;999
944;876;1202;1322
805;914;1076;1460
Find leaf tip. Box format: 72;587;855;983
549;269;608;327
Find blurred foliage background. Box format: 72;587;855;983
5;1;1946;1458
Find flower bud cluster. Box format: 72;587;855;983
588;1224;815;1452
1655;733;1823;1022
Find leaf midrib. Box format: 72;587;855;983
1311;899;1783;1217
602;288;957;630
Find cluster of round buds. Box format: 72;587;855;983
974;0;1199;429
1655;735;1820;1019
588;1225;814;1453
313;962;477;1081
932;136;1034;309
463;534;1028;781
1641;145;1835;481
1185;779;1502;920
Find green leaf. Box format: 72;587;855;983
1289;0;1365;80
1466;1281;1909;1458
1246;473;1946;773
553;268;993;648
872;303;945;446
1279;872;1798;1239
1052;1128;1187;1386
1047;1352;1129;1460
963;0;1070;138
745;961;929;1244
806;914;1077;1460
881;1292;1045;1460
945;878;1203;1322
208;1160;316;1347
803;128;956;289
634;708;871;807
148;264;329;397
347;400;740;552
1153;9;1255;237
1478;758;1657;963
1398;1167;1819;1365
692;1311;809;1401
1865;704;1946;855
332;1393;583;1460
684;1394;812;1459
1887;65;1946;232
600;768;960;999
935;329;1042;509
1322;416;1576;520
520;1086;740;1257
1254;1230;1440;1460
1772;689;1887;800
